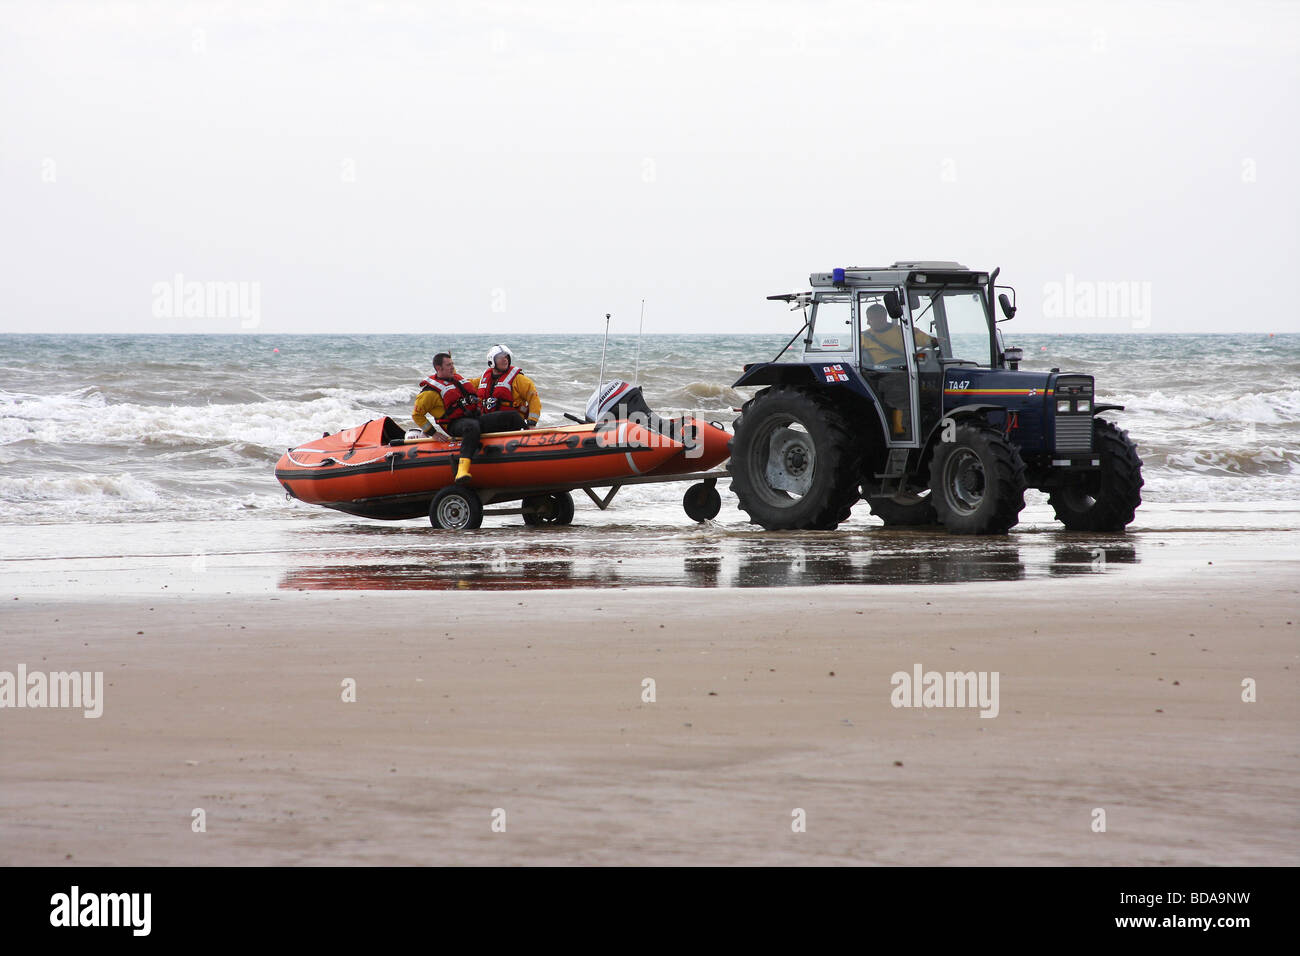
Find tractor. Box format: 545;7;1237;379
728;262;1143;534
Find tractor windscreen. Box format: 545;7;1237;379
911;287;993;366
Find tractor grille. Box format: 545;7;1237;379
1054;375;1095;454
1055;416;1093;454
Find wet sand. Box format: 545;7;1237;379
3;500;1299;595
2;546;1296;866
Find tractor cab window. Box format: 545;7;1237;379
805;295;853;353
911;288;992;366
856;291;907;367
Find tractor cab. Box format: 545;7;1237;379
769;261;1004;446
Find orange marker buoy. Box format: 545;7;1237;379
273;348;280;353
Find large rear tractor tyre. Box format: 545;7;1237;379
522;491;575;526
1048;419;1144;531
867;490;939;527
430;486;484;530
808;504;854;531
928;424;1027;535
728;386;862;530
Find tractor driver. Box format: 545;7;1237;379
859;303;936;438
860;303;936;365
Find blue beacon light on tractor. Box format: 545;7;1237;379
832;268;846;285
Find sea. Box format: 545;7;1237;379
2;333;1298;593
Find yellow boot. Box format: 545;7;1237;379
454;458;473;485
891;408;905;436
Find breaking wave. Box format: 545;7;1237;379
1111;388;1300;426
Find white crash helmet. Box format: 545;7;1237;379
486;344;512;368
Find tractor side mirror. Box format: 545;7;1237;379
883;291;903;320
998;292;1017;320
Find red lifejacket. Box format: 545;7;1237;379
421;375;479;424
476;365;522;413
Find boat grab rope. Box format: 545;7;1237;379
284;447;409;469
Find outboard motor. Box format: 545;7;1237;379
586;380;655;423
584;380;697;453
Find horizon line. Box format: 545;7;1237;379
1;329;1295;337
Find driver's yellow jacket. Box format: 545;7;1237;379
860;324;936;365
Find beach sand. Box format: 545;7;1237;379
2;545;1296;866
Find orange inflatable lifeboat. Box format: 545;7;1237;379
276;417;686;521
275;381;733;529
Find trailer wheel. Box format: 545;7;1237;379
1048;419;1144;531
683;482;722;521
430;486;483;530
522;491;575;526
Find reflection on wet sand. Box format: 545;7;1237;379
278;531;1141;591
733;549;1027;586
1048;543;1139;575
282;558;597;591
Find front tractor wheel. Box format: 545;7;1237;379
728;386;862;530
1048;419;1144;531
929;424;1027;534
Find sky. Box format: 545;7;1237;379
1;0;1297;335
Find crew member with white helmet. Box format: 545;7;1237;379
477;344;541;429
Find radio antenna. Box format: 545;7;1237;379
597;312;611;396
633;299;645;385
